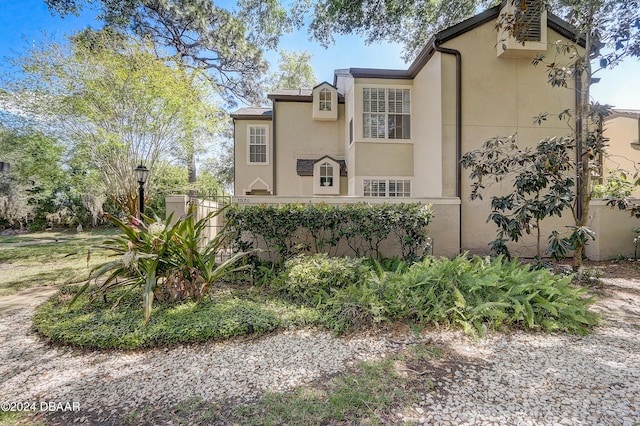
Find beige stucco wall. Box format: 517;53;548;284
439;20;581;255
234;119;273;195
298;176;349;196
353;143;414;177
585;200;640;260
344;81;357;194
165;195;189;224
412;52;444;197
603;114;640;197
274;101;346;196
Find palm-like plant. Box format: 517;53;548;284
73;204;247;322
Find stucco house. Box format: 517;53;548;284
227;1;638;259
601;109;640;196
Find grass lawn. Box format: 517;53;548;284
0;228;118;296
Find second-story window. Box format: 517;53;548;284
248;125;268;164
319;88;332;111
363;88;411;140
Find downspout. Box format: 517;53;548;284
435;43;463;253
272;99;277;195
574;65;583;222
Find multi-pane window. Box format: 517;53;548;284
319;88;332;111
320;162;333;187
363;179;386;197
363;88;410;139
363;179;411;197
388;180;411;197
248;126;267;164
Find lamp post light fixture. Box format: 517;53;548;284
134;163;149;218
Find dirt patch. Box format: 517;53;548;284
569;260;640;325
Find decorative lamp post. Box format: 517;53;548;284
134;163;149;218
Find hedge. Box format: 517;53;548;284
225;202;434;263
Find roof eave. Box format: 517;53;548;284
231;114;272;120
348;68;412;79
267;94;314;102
267;94;345;103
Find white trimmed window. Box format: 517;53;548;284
313;157;340;195
319;162;334;187
388;180;411;197
247;125;268;164
363;88;411;139
319;88;332;111
363;179;411;197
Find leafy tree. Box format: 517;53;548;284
268;50;318;90
461;135;576;261
147;161;224;216
0;176;35;230
44;0;300;105
304;0;496;60
598;169;640;219
0;128;66;229
201;150;234;195
5;29;219;217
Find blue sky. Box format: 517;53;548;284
1;0;639;109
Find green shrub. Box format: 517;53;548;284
275;254;371;307
321;282;387;333
269;253;599;336
74;204;248;322
226;203;434;264
384;255;600;336
592;169;638;199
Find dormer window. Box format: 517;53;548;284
312;156;341;194
319;88;332;112
313;82;338;121
320;162;334;186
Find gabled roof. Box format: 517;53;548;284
296;157;348;176
338;2;585;83
230;107;272;120
313;81;338;90
268;87;345;103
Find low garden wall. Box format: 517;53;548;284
585;199;640;261
166;195;639;261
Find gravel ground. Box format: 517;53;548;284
1;275;639;425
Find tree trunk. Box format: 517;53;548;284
574;8;594;271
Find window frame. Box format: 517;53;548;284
246;124;269;165
319;161;334;187
363;87;411;141
319;88;332;112
363;178;412;197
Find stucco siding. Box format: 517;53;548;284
603;115;640;197
274;101;346;196
412;52;444;197
441;22;582;255
353;143;414;177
